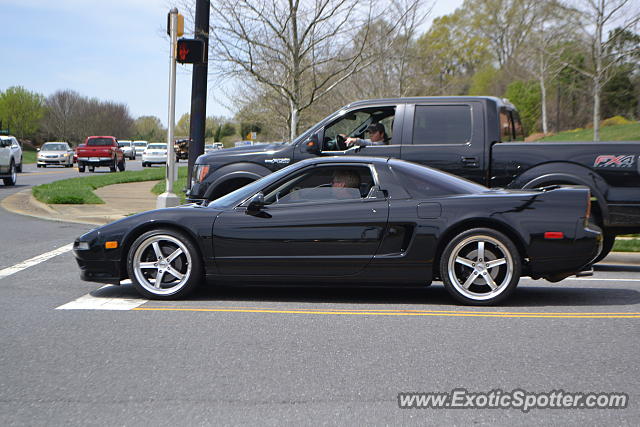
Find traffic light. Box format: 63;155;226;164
176;39;204;64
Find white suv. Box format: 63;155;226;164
0;135;22;186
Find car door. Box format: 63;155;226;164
213;164;389;277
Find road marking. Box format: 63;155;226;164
133;307;640;319
56;284;148;310
22;169;77;176
0;243;73;280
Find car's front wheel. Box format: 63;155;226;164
440;228;521;305
127;228;203;299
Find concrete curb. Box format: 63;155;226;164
602;251;640;266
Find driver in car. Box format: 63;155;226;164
331;169;362;199
345;122;387;147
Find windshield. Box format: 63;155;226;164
87;138;114;146
147;144;166;150
208;163;301;209
119;141;131;147
134;142;147;147
41;143;68;151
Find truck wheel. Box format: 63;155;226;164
3;161;17;186
593;232;616;264
440;228;521;305
89;166;95;172
118;158;126;172
79;165;85;173
110;158;117;172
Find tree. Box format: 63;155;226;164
0;86;45;140
207;0;381;141
559;0;640;140
133;116;166;141
40;90;83;143
505;80;542;134
176;113;190;138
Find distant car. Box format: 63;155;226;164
213;142;224;150
74;157;601;304
133;140;148;156
118;140;136;160
37;142;74;168
174;139;189;161
204;144;215;153
142;143;168;167
76;136;126;173
0;135;22;186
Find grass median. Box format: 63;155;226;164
613;238;640;252
32;167;173;204
151;167;188;203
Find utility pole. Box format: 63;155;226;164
157;8;182;209
187;0;210;191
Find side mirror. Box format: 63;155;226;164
246;192;265;213
36;148;40;152
303;132;321;155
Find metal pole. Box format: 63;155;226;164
157;8;180;209
187;0;210;191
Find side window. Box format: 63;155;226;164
322;106;395;150
499;109;513;142
263;166;375;205
412;105;472;145
512;111;525;141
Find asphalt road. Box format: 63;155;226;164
1;162;639;426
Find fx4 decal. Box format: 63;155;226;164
265;158;291;164
593;155;635;168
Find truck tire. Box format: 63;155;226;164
110;158;117;172
79;165;85;173
118;158;126;172
593;232;616;264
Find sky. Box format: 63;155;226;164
1;0;464;126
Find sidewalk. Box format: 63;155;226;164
1;180;638;266
1;180;159;225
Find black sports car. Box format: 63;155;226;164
74;157;601;305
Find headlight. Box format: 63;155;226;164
76;241;90;250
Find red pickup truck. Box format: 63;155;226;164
76;136;126;173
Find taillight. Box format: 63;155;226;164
585;191;591;220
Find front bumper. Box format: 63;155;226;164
74;238;124;284
142;155;167;163
38;158;70;165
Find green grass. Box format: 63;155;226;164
22;151;37;164
613;238;640;252
32;168;169;204
151;167;189;203
538;123;640;142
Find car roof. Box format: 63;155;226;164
295;156;390;168
342;96;514;110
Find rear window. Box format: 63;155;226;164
147;144;166;150
389;159;486;197
134;141;148;146
413;105;472;145
87;138;115;146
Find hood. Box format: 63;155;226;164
197;142;289;163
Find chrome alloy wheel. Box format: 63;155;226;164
132;234;193;296
447;235;514;302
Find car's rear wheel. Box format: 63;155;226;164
127;229;203;299
78;165;85;172
3;161;16;186
440;228;521;305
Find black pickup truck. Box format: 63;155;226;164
188;96;640;261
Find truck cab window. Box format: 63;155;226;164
412;105;472;145
499;109;513;142
322;107;395;151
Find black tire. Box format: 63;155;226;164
142;162;147;168
16;159;22;173
118;157;126;172
37;164;41;168
78;165;85;173
440;228;521;305
3;161;17;186
126;228;203;299
89;166;95;172
110;158;117;172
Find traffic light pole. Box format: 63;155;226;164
187;0;210;191
157;8;180;209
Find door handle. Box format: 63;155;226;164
461;156;479;168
